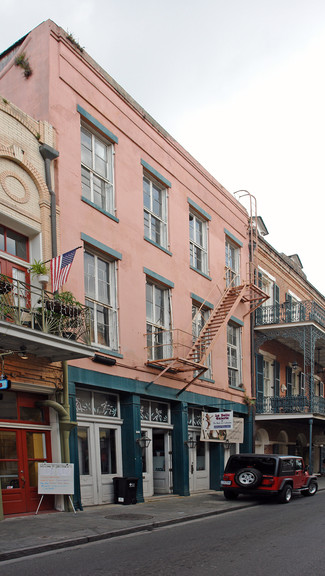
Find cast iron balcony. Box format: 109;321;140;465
255;300;325;329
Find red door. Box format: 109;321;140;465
0;428;53;515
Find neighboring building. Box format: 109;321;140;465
0;97;94;516
0;21;265;509
253;221;325;473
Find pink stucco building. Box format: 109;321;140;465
0;20;264;509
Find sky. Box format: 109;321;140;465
1;0;325;293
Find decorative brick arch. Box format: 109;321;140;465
0;99;41;140
0;145;49;202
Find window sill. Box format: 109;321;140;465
95;347;123;359
144;236;172;256
82;196;119;223
190;265;212;281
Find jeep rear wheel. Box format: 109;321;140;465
278;484;292;504
302;481;317;497
234;468;263;489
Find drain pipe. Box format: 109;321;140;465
39;143;59;258
40;144;73;475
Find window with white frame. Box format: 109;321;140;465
227;322;242;387
225;237;240;287
189;210;208;274
84;249;118;350
143;173;168;249
146;279;172;361
81;125;114;214
192;301;212;379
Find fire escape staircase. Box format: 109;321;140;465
147;280;268;395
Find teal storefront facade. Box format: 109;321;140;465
68;366;252;510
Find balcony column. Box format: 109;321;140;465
309;418;313;474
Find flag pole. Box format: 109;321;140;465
42;246;83;265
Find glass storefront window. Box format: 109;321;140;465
140;400;150;421
78;427;90;475
0;392;18;420
99;428;116;474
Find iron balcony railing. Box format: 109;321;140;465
255;300;325;329
0;275;91;344
256;395;325;416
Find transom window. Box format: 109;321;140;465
81;125;114;214
84;250;118;351
143;173;168;248
225;237;240;287
146;279;172;361
140;399;170;423
227;322;242;387
189;211;208;274
0;225;28;261
76;388;119;418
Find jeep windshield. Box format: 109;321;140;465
226;456;277;475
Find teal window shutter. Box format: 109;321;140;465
274;284;280;322
256;354;264;408
286;366;292;396
274;360;280;396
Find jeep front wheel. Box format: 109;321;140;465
302;481;317;497
278;484;292;504
234;468;262;489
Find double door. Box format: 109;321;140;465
78;422;122;506
142;428;172;498
0;428;52;515
188;432;209;492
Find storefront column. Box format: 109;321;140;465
242;410;254;453
171;401;189;496
209;442;224;490
120;394;144;503
69;384;82;511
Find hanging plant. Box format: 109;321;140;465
15;53;32;78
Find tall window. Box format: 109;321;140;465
143;173;168;249
81;125;114;214
225;237;240;287
192;301;212;379
189;211;208;274
227;322;242;387
146;279;172;360
84;250;118;350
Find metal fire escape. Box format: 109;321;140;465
146;190;268;394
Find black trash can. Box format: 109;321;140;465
113;477;138;505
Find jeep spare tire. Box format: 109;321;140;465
234;468;263;488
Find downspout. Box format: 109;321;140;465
40;144;73;468
39;144;59;258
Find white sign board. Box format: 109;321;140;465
201;416;244;443
38;463;74;495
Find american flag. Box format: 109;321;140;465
50;249;77;292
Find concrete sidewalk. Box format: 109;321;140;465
1;477;324;562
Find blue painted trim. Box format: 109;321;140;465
190;265;212;281
144;236;172;256
224;228;243;247
191;292;214;310
77;105;118;143
68;366;248;414
141;159;171;188
199;376;215;384
143;267;174;288
230;315;244;326
81;232;122;260
81;197;119;223
187;198;211;221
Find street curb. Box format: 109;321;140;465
0;501;258;562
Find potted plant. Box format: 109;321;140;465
0;273;13;295
49;291;83;316
30;260;50;285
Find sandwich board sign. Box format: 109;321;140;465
37;463;75;514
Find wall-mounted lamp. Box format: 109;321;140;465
184;437;197;449
136;433;151;449
224;439;230;450
292;361;298;372
281;384;287;392
18;346;28;360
